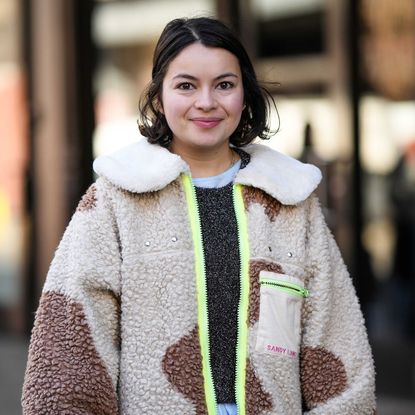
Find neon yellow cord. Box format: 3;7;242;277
233;184;250;415
182;174;217;414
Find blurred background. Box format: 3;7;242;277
1;0;414;413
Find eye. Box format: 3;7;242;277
217;81;234;90
177;82;194;90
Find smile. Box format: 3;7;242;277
191;118;222;128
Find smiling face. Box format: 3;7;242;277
160;43;245;156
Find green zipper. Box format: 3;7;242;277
181;175;250;415
233;183;250;415
182;174;217;414
260;277;309;298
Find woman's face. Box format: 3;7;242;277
161;43;245;154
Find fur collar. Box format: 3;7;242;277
93;139;321;205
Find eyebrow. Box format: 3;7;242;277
172;72;239;81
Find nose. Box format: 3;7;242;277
194;87;217;111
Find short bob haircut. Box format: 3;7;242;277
138;17;278;147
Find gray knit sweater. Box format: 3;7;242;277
195;149;250;402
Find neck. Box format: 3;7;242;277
170;142;238;178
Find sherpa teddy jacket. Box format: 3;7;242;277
22;140;376;415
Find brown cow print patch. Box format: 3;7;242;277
243;186;281;222
300;346;348;409
77;184;97;212
22;291;118;415
162;326;207;415
161;259;284;414
162;325;274;414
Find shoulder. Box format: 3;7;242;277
235;144;322;205
92;139;189;193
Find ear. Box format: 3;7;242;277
156;97;164;114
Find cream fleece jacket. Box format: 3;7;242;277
22;140;376;415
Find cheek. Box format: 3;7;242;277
228;93;245;119
162;95;188;122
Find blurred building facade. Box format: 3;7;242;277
1;0;414;409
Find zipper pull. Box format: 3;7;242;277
300;287;310;298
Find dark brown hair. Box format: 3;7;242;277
138;17;278;147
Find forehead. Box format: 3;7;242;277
164;43;241;78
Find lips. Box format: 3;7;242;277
191;117;222;128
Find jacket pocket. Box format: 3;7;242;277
255;270;309;358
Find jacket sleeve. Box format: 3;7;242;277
301;196;376;415
22;178;121;415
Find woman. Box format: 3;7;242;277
22;17;376;415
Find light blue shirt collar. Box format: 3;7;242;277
192;160;241;188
